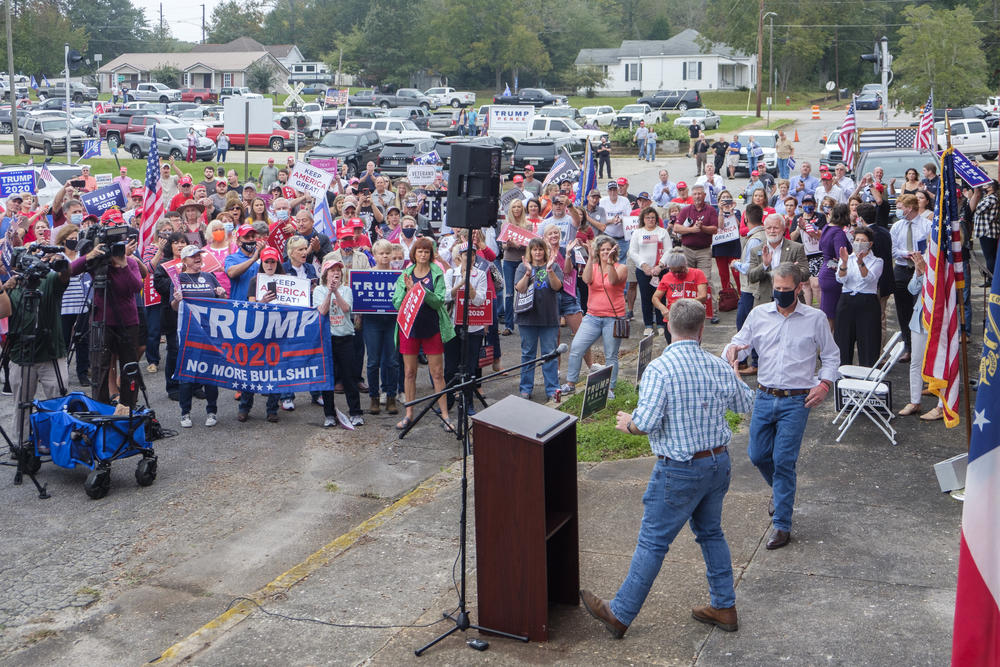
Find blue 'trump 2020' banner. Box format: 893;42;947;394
176;298;334;392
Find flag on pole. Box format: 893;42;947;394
29;75;37;90
540;147;579;191
502;83;511;97
39;164;53;183
914;92;936;150
80;139;101;159
921;146;965;427
413;150;441;165
951;248;1000;665
313;196;335;241
837;97;857;170
42;75;49;87
139;125;164;251
575;139;596;203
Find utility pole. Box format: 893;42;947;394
5;0;17;155
764;12;776;125
159;3;163;35
755;0;764;118
201;4;205;43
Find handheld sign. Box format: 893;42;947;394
255;273;312;307
497;222;538;246
95;173;113;188
288;161;334;200
396;281;426;338
407;165;436;186
580;364;613;420
267;222;293;253
0;168;35;197
143;274;161;307
309;158;339;174
80;182;126;215
712;217;740;246
351;269;402;313
938;149;991;188
635;334;655;386
622;215;640;241
498;187;526;214
453;291;493;327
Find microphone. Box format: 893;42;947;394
542;343;569;361
554;343;569;355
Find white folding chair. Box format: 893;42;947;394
834;341;905;446
838;331;902;381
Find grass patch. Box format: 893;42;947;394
75;586;100;598
559;381;743;462
324;482;339;492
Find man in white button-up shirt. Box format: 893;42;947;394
723;264;839;550
889;194;931;361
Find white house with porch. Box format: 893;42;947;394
575;29;756;95
96;50;288;92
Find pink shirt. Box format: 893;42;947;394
204;245;233;296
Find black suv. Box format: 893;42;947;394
376;138;438;176
433;136;512;172
636;89;702;111
304;128;383;177
512;137;586;177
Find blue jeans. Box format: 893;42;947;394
238;391;279;416
362;315;399;397
518;324;559;397
747;391;810;532
645;139;656;161
502;260;519;330
610;453;735;625
217;148;227;162
777;157;790;179
493;258;505;324
179;382;218;416
566;314;622;386
735;291;758;368
145;304;161;365
637;140;646;160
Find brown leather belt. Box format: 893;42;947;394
758;384;809;397
658;445;727;461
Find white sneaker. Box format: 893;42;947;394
607;389;615;400
282;399;295;411
589;364;603;373
323;416;337;427
205;413;217;427
350;415;364;427
642;327;653;337
180;414;192;428
147;363;157;373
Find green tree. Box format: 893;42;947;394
61;0;150;64
149;64;181;87
206;0;265;44
0;0;88;77
246;58;280;94
895;4;989;108
340;0;425;87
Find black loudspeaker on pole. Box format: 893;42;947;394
446;144;501;229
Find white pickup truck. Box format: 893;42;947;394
423;87;475;108
935;118;999;160
485;105;606;148
129;82;181;103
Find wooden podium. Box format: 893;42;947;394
470;395;579;642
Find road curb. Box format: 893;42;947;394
148;469;455;665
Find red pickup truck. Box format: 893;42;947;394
180;88;217;104
95;114;169;147
204;124;304;152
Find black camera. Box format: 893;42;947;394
10;243;66;287
78;224;138;259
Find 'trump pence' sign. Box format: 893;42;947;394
289;161;334;200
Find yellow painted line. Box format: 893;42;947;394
150;472;452;665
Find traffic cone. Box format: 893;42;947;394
794;129;799;142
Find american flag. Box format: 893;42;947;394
39;164;52;182
920;147;964;427
914;92;935;150
575;138;596;202
837;98;857;169
139;125;164;250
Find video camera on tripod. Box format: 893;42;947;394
77;224;138;262
9;243;68;288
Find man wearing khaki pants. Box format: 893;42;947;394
674;184;719;323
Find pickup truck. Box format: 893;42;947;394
612;103;662;128
348;88;436;110
125;123;215;161
277;102;339;138
934;118;999;160
219;87;262;102
128;82;182;103
204;123;303;152
180;87;217;104
423;87;475;108
97;114;170;147
485;105;606;148
42;82;99;103
491;87;567;107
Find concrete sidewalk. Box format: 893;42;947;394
148;352;964;666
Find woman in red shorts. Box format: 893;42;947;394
392;237;456;432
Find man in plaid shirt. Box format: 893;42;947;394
973;179;1000;278
580;299;755;638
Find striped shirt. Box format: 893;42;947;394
631;340;754;461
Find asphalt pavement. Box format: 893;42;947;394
0;108;975;665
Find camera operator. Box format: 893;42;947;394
70;210;144;408
4;248;67;448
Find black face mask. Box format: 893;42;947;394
241;242;257;254
64;239;78;251
402;227;416;238
773;289;796;308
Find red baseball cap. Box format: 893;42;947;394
512;175;524;183
616;177;628;186
677;181;688;189
751;170;760;176
236;224;256;238
338;236;355;248
260;248;281;262
178;175;193;185
281;186;296;199
821;172;833;180
100;208;125;225
349;217;364;229
130;187;144;199
524;165;535;172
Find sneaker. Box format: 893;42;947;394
180;414;192;428
710;315;720;324
147;363;158;373
590;364;603;373
350;414;364;427
312;395;324;406
608;389;615;400
282;399;295;411
1;385;11;396
560;383;576;395
237;412;248;422
323;416;337;427
642;327;653;337
205;413;217;427
626;310;634;319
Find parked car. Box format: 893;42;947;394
859;83;884;96
180;88;218;104
612;103;662;128
31;97;72;111
578;105;616;126
167;102;200;115
636;89;702;111
819;129;843;169
42;82;99;103
734;130;779;175
433;135;512;172
341;118;440;142
852;149;936;214
512;137;586;177
304;128;383;177
491;87;567;107
129;82;182;103
17;114;88;155
376;138;438;176
219;87;262;101
673;108;721;130
125;124;215;161
526;116;606;144
386;106;432;131
855;92;881;110
423;87;475;108
428;109;462;136
348;88;436;110
204;123;303;152
536;105;582;122
934;118;999;159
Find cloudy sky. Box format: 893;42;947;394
134;0;219;44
